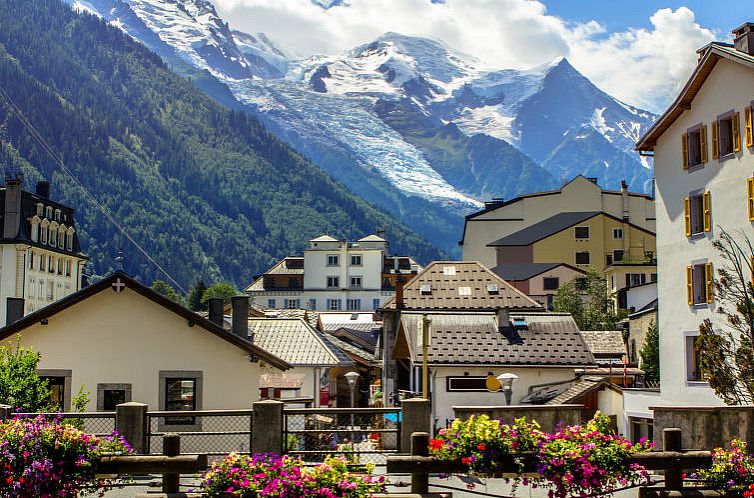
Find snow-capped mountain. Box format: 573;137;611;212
62;0;656;254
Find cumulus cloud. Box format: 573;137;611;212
213;0;717;112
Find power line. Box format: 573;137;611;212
0;85;188;294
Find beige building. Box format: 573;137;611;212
461;176;656;269
0;272;288;414
491;262;586;310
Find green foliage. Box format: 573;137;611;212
639;321;659;383
67;385;91;429
186;279;208;311
553;267;627;330
151;280;182;304
0;339;51;412
201;282;238;303
0;0;442;290
689;440;754;493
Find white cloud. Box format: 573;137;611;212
213;0;717;112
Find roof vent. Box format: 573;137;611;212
350;313;359;320
420;284;432;295
511;317;528;329
487;283;499;294
458;286;471;296
733;23;754;56
442;266;456;276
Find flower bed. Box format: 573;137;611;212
199;453;386;497
0;415;132;497
688;440;754;494
429;412;653;498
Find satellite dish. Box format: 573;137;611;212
486;375;501;392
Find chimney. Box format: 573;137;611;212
395;276;405;309
6;297;24;325
36;181;50;199
3;174;23;239
231;295;250;340
733;23;754;56
496;307;510;329
621;180;629;220
207;298;224;327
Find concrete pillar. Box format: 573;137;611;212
116;402;148;454
401;397;431;453
252;400;284;455
0;404;11;420
410;432;429;494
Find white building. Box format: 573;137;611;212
635;23;754;406
0;175;86;324
246;234;422;312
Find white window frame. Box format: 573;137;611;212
350;276;362;289
350;255;362;266
613;228;623;239
326;254;339;267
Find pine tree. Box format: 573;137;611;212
187;279;208;311
639;322;659;383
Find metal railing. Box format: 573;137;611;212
146;409;253;457
283;407;401;464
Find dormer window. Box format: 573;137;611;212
36;203;43;217
40;219;49;244
66;228;75;251
45;206;52;219
54;209;61;222
420;284;432;295
30;217;40;243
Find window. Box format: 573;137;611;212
36;203;43;217
458;286;472;296
267;298;276;308
65;260;71;277
46;206;52;219
308;298;317;310
47;281;54;300
546;294;554;310
97;383;132;411
28;251;34;270
748;177;754;221
686;262;713;305
575;251;590;265
712;111;741;159
686;335;706;381
54;209;61;222
613;249;624;262
58;230;65;248
574;226;590;239
651;273;658;282
350;255;362;266
66;231;74;251
684;191;711;236
543;277;559;290
626;273;646;287
326;276;340;288
606;254;613;266
40;221;48;244
327;298;342;310
350;276;362;288
326;255;339;266
446;377;488;392
38;369;71;411
613;228;624;239
284;298;300;309
160;371;202;426
30;219;39;243
682;124;707;170
372;298;380;310
346;298;361;311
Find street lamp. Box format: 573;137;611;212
344;371;360;444
496;373;519;405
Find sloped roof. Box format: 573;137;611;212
0;271;290;370
322;333;376;364
260;373;306;389
491;263;585;281
245;258;304;292
547;377;620;405
580;330;625;356
487;212;601;246
381;261;542;311
310;235;338;242
250;318;354;367
358;234;387;242
398;312;594;367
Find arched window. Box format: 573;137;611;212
58;225;66;248
66;228;75;251
54;209;61;222
45;206;52;219
40;219;49;244
49;222;58;248
36;203;43;217
30;216;40;243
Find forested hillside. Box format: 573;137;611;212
0;0;442;288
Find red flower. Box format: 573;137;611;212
429;439;445;451
477;443;486;451
750;484;754;491
461;457;472;465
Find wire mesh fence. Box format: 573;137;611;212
147;409;253;458
283;408;401;465
15;412;116;437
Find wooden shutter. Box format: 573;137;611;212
746;106;754;148
684;196;691;236
734;111;742;152
705;262;714;303
686;265;694;305
701;124;708;163
748;177;754;221
712;121;719;159
703;191;712;232
682;132;689;170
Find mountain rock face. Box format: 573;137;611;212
65;0;656;254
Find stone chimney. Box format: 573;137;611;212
496;307;510;329
621;180;631;255
734;23;754;56
395;276;405;309
36;181;50;199
207;298;224;327
231;295;250;340
3;174;23;239
6;297;24;325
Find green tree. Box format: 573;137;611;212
553;267;626;330
639;321;660;383
0;339;52;411
187;279;208;311
697;229;754;404
201;282;239;303
151;280;182;304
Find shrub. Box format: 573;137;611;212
689;439;754;492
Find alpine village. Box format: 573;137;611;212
0;1;753;497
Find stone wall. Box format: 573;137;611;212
453;404;583;432
652;405;754;450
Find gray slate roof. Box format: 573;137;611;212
399;312;595;367
580;330;625;356
250;318;354;367
487;212;601;246
322;333;376;364
492;263;583;281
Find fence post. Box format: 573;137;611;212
411;432;430;494
401;397;431;453
162;433;181;494
663;428;683;491
115;402;148;454
252;400;284;455
0;404;11;421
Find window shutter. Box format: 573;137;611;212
712;120;719;159
703;191;712;232
681;132;689;170
734;111;742;152
686;265;694;305
684;196;691;236
700;124;708;163
705;262;714;303
746;106;754;148
748;177;754;221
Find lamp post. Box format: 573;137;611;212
344;371;360;444
496;373;519;405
